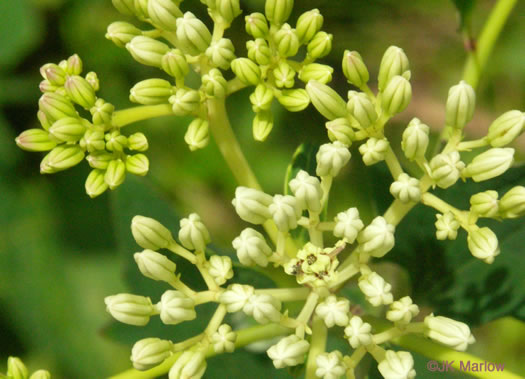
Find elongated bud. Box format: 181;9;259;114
381;75;412;116
487;110;525;147
390;173;421;203
316;352;346;379
359;137;389;166
37;110;51;130
274;23;299;57
127;36;169;67
85;169;108;198
39;79;59;94
159;290;196;324
358;271;393;306
232;228;272;267
131;338;174;371
289;170;323;212
296;9;323;44
40;63;67;86
39;92;78;123
179;213;210;252
267;335;309;369
106;21;142;48
333;208;364;243
232;186;272;224
126;154;149;176
316;141;351;177
105;159;126;189
162;49;189;79
48;117;86;142
299;63;333;84
463;147;514;182
208;255;234;285
252;111;274;142
269;194;301;232
105;130;128;152
135;249;176;282
112;0;135;16
429;151;465;189
378;351;416;379
250;84;274;112
306;80;347;121
243;293;282;324
104;293;155;326
247;38;271;66
276;89;309;112
220;284;255;312
378;46;409;91
130;79;172;105
386;296;419;324
87;151;113;170
273;61;295;88
344;316;373;348
85;71;100;92
206;38;236;70
40;145;84;174
265;0;293;26
29;370;51;379
148;0;183;31
176;12;212;56
90;98;114;126
7;357;28;379
231;58;261;85
315;295;350;327
435;212;460;240
16;129;56;152
169;351;206;379
357;216;395;258
211;324;236;353
185;118;209;151
131;215;174;250
424;314;475;351
326;118;354;146
202;69;227;98
307;31;332;59
342;50;369;88
216;0;242;24
66;54;83;75
347;90;377;128
445;80;475;129
402;118;429;160
128;132;149;152
245;12;269;38
470;190;499;218
80;129;105;152
467;226;500;264
169;88;201;116
499;186;525;219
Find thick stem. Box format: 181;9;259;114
384;146;404;180
305;316;328;379
255;287;311;302
112;104;174;127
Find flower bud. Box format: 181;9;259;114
307;31;332;59
273;61;295;89
289;170;323;212
346;91;377;128
247;38;271;66
135;249;176;283
39;92;78;123
169;88;201;116
126;154;149;176
131;338;173;371
66;54;83;76
131;215;174;250
159;290;196;324
211;324;236;353
29;370;51;379
16;129;56;152
470;190;499;217
105;159;126;189
79;129;104;152
105;130;128;152
112;0;135;15
378;351;416;379
357;216;395;258
499;186;525;219
342;50;369;88
467;226;500;264
39;79;58;94
220;284;255;312
104;293;155;326
40;145;84;174
316;141;351;177
315;351;346;379
429;151;465;189
176;12;212;56
265;0;293;26
148;0;183;31
232;228;272;267
333;208;364;243
179;213;210;252
299;63;333;84
128;132;149;152
7;357;28;379
169;351;206;379
243;293;282;324
245;12;269;38
252;111;274;142
205;38;236;70
487;110;525;147
386;296;419;324
326;118;354;146
435;212;460;240
344;316;372;348
269;194;301;232
87;151;113;170
445;80;476;129
232;186;272;224
106;21;142;48
231;58;261;86
208;255;233;285
134;0;151;18
216;0;242;24
358;271;393;306
463;147;514;182
424;314;475;351
390;173;421;203
315;295;350;327
250;84;274;112
85;71;99;92
37;110;52;131
130;79;173;105
401;118;429;161
359;137;389;166
40;63;67;86
378;46;410;91
267;335;309;369
161;52;189;82
127;36;170;67
185;118;209;151
296;9;323;44
85;169;108;198
48;117;86;142
274;24;299;57
276;89;309;112
380;75;412;116
90;99;114;126
306;80;347;121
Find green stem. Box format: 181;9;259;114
457;138;489;151
305;316;328;379
112;104;174;127
167;241;197;264
255;287;311;302
384;146;404;179
420;192;469;225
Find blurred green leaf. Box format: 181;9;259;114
284;143;319;196
451;0;477;30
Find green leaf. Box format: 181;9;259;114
450;0;477;31
284;143;319;195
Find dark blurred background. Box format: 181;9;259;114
1;0;524;377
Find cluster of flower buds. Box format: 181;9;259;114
2;357;51;379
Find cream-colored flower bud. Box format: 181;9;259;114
316;141;351;177
315;351;346;379
169;88;201;116
176;12;212;56
402;118;429;161
211;324;236;353
245;12;269;38
128;132;149;152
232;228;272;267
289;170;323;212
130;79;172;105
243;293;282;324
104;293;155;326
202;68;227;98
40;145;84;174
381;75;412;116
85;169;108;198
126;36;169;67
162;49;189;79
179;213;210;252
347;90;377;128
424;314;475;351
29;370;50;379
470;190;499;217
105;159;126;189
344;316;373;348
131;338;173;371
265;0;293;26
467;226;500;264
231;58;261;86
315;295;350;327
7;357;28;379
232;186;272;224
168;351;206;379
253;111;274;141
134;249;176;283
307;31;332;59
38;92;78;123
386;296;419;324
215;0;242;24
277;89;309;112
148;0;183;31
106;21;142;48
463;147;514;182
111;0;135;16
273;61;295;89
269;194;301;232
208;255;234;285
378;46;409;91
357;216;396;258
499;186;525;219
296;9;323;44
358;272;393;306
378;351;416;379
298;63;333;84
126;154;149;176
306;80;347;121
267;335;310;369
159;290;196;325
206;38;236;70
185;118;209;151
133;0;149;20
131;215;174;250
220;284;255;312
90;98;114;126
434;212;460;240
359;137;389;166
390;173;421;203
16;129;56;152
487;110;525;147
333;208;364;243
274;23;299;57
342;50;369;89
247;38;271;66
429;151;465;189
250;84;274;112
326;118;355;146
445;80;476;130
49;116;86;142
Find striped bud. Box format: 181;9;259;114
126;154;149;176
185;118;209;151
429;151;465;189
316;141;351;177
104;293;155;326
179;213;210;252
106;21;142;48
299;63;333;84
499;186;525;219
130;79;173;105
65;75;96;109
90;99;114;126
347;90;377;128
127;36;170;67
463;147;514;182
169;88;201;116
274;23;299;57
273;61;295;88
85;169;108;198
276;89;309;112
445;80;475;130
342;50;369;88
132;215;174;250
265;0;294;26
378;46;409;91
148;0;183;31
380;75;411;116
40;63;66;86
105;130;128;152
128;132;149;151
162;49;189;79
232;186;272;224
296;9;323;44
253;111;274;142
134;249;176;283
359;137;389;166
131;338;174;371
250;84;274;112
176;12;212;56
105;159;126;189
40;145;84;174
80;129;105;153
206;38;236;70
247;39;271;66
307;31;332;59
7;357;28;379
231;58;261;85
39;92;78;123
306;80;347;121
326;118;355;146
202;68;227;98
49;117;86;142
402;118;429;160
487;110;525;147
216;0;242;24
245;12;269;38
16;129;56;152
87;151;114;170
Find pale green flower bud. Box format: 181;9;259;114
274;24;299;57
131;215;174;250
315;295;350;328
29;370;51;379
104;293;155;326
333;208;364;243
445;80;476;129
357;216;395;258
467;226;500;264
252;111;274;142
126;154;149;176
231;58;261;86
130;79;173;105
315;351;346;379
269;194;301;232
342;50;369;88
378;351;416;379
390;173;421;203
326;118;355;146
429;151;465;189
358;271;393;306
316;141;351;177
127;36;170;67
250;84;274;112
16;129;56;152
7;357;28;379
276;89;309;112
148;0;183;31
37;110;52;130
112;0;135;16
470;190;499;218
402;117;429;161
80;129;105;152
344;316;372;348
306;80;347;121
211;324;236;353
359;137;389;166
220;284;255;312
487;110;525;147
435;212;460;240
128;132;149;152
232;228;272;267
381;75;412;116
232;186;272;224
179;213;210;252
378;46;409;91
105;159;126;189
299;63;333;84
106;21;142;48
176;12;212;56
347;90;377;128
307;31;332;59
105;130;128;152
85;71;100;92
216;0;242;24
424;314;475;351
48;117;86;142
247;38;272;66
159;290;196;324
162;49;189;79
39;92;78;123
131;338;173;371
463;147;514;182
296;9;323;44
90;98;114;126
267;335;309;369
39;79;59;94
245;12;269;38
244;293;282;324
40;63;67;86
208;255;233;285
273;61;295;88
205;38;236;70
386;296;419;325
184;118;209;151
169;88;201;116
265;0;293;26
66;54;83;75
85;169;108;198
87;151;113;170
289;170;322;212
169;351;206;379
40;145;84;174
499;186;525;219
134;249;176;282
